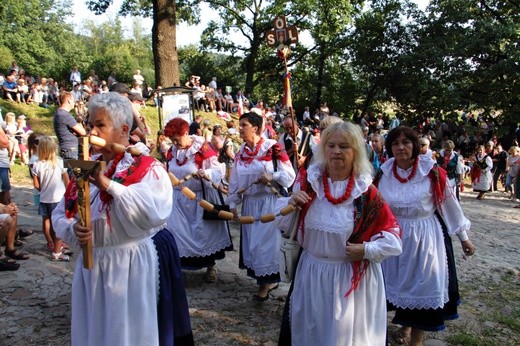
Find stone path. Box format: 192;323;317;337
2;184;519;345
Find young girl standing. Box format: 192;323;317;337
31;136;71;261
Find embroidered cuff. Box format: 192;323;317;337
363;241;373;261
456;230;469;242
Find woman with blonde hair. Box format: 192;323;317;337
4;112;19;165
278;121;401;344
32;136;71;261
319;115;342;131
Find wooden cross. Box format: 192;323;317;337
266;16;299;47
67;137;105;269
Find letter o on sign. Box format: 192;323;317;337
274;17;285;30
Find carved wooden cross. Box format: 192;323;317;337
266;15;299;47
67;137;106;269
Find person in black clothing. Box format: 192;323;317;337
189;115;202;136
492;143;508;192
53;92;86;161
278;116;317;175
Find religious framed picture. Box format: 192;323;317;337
161;93;193;126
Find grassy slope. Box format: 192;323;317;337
2;99;235;186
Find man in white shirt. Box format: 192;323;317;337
70;66;81;87
133;69;145;86
208;76;217;89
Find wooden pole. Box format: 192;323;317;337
78;136;93;269
284;55;299;169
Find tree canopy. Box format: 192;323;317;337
1;0;518;127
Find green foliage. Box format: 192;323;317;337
0;0;518;128
0;0;85;79
418;0;520;125
199;0;292;94
79;18;154;85
0;46;15;73
178;46;245;91
446;332;483;346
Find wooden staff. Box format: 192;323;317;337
67;136;141;269
67;137;104;269
169;173;297;224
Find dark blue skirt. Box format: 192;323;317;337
152;229;194;346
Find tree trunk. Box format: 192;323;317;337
314;43;327;110
152;0;179;88
244;39;260;95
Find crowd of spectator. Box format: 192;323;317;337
354;110;520;206
1;62;153;110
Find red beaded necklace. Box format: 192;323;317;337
175;141;193;166
322;171;355;205
240;137;264;161
393;157;418;183
103;152;125;179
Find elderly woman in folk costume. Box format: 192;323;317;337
164;117;233;283
228;112;296;301
471;144;493;200
278;121;402;345
52;92;193;346
377;126;475;346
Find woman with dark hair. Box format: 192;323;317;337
378;126;476;346
278;122;402;345
228;112;295;301
471;144;493;200
164;117;232;283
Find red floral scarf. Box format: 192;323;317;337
344;185;401;297
165;142;217;170
64;154;158;224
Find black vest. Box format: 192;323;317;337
283;130;312;158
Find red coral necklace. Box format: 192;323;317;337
240;137;264;162
103;152;125;179
175;142;193;166
322;171;355;205
393;157;418;183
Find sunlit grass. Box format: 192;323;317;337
2;99;238;187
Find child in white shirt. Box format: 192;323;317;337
31;136;71;261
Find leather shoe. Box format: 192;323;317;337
18;229;34;238
253;293;269;302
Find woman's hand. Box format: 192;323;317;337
89;168;111;192
461;239;476;257
346;242;365;261
73;221;92;246
257;173;273;185
289;191;311;207
230;208;239;221
192;170;207;180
